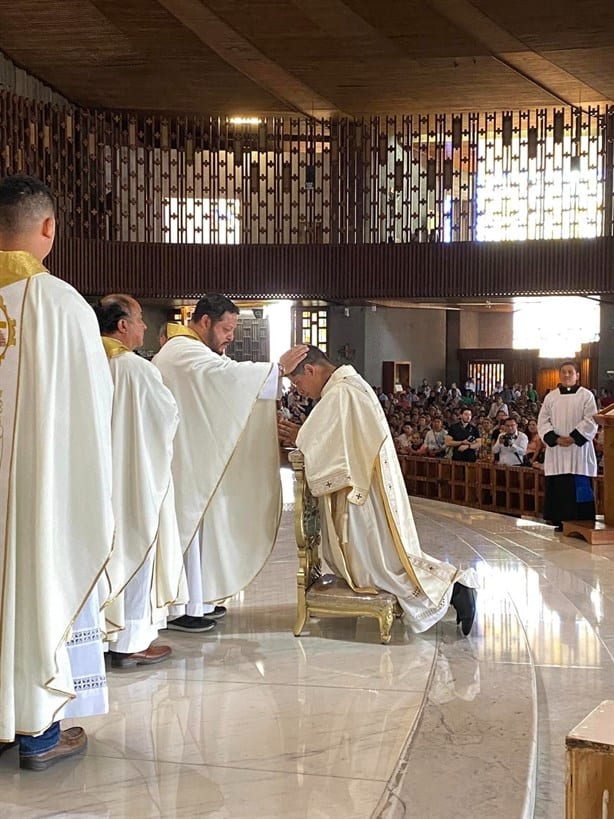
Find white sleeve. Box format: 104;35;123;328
258;364;280;399
512;433;528;457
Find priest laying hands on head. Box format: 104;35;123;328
153;293;308;634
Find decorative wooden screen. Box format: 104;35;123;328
1;90;612;247
225;317;270;363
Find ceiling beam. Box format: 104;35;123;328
156;0;346;118
427;0;612;107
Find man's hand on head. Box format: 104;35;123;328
279;345;309;377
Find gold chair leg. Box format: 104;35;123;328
294;597;308;637
379;608;394;644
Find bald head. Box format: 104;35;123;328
0;175;56;260
93;294;147;351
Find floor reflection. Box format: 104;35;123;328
3;497;614;817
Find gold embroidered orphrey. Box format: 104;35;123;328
0;295;17;365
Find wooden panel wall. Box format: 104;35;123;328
47;237;614;300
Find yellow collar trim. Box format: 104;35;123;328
167;324;203;343
102;336;131;359
0;251;47;288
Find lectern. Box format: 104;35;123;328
563;405;614;544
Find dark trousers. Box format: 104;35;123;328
544;474;595;524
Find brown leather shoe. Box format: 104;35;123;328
109;644;172;668
20;726;87;771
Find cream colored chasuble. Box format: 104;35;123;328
0;252;114;738
153;325;281;601
297;366;476;633
101;338;187;639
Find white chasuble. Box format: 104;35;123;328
0;253;114;738
297;366;477;633
153;327;281;601
101;341;187;646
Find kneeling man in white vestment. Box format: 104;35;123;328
153;294;307;633
0;175;114;770
94;294;187;667
278;346;478;635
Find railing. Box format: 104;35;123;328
2;90;614;247
401;456;604;519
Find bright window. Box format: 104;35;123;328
163;198;240;243
513;296;600;357
476;135;602;241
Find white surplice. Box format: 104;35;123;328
296;366;477;634
61;583;108;719
0;253;114;738
153;326;281;603
537;385;598;477
101;340;187;652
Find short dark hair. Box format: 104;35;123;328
560;360;580;374
93;294;135;334
0;175;55;235
192;294;239;323
288;345;332;377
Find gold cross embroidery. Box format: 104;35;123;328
0;296;17;365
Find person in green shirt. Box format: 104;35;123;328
527;382;538;403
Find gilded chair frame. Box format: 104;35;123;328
289;449;402;644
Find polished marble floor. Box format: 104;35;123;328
2;483;614;818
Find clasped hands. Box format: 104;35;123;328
278;417;301;447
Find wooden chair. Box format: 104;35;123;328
288;449;402;644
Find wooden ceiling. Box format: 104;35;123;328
2;0;614;117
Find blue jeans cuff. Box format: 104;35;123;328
18;721;61;756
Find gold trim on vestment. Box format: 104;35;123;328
5;529;117;741
0;251;46;287
167;324;201;342
374;456;425;594
0;268;115;741
0;278;31;741
198;404;282;604
323;493;379;596
199;494;282;606
102;336;131;359
184;361;276;554
102;480;170;606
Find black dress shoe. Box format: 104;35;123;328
166;615;216;633
451;582;477;636
208;605;227;620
